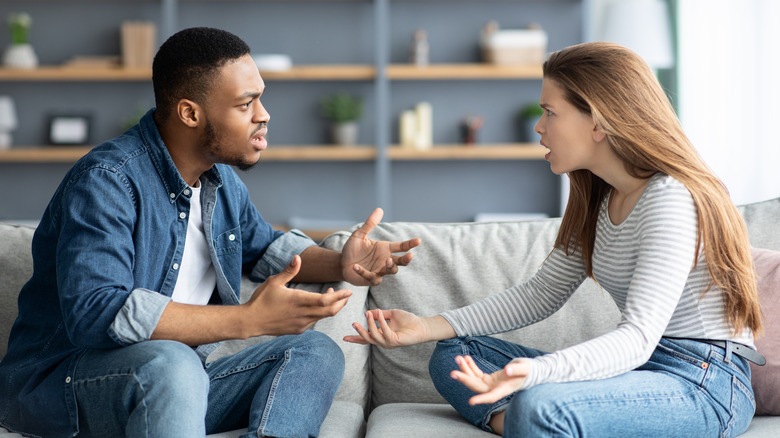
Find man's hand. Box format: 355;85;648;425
341;208;421;286
245;255;352;336
450;355;531;405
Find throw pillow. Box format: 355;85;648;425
750;247;780;415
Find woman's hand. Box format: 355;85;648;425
451;355;531;405
344;310;454;349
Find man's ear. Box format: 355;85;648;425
177;99;201;128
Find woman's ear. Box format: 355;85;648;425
592;125;607;143
177;99;201;128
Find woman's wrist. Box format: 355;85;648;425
421;315;457;342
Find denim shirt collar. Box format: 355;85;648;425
138;109;223;197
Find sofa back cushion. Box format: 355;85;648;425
363;219;621;408
207;231;373;411
0;223;35;357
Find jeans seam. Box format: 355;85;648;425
256;349;292;437
209;355;281;381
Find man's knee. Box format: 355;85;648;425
134;340;209;399
299;330;345;377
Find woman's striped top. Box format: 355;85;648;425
441;173;753;390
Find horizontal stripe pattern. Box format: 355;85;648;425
442;173;753;389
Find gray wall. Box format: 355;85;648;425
0;0;582;225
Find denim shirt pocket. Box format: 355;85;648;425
214;226;241;255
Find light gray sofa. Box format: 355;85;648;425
2;196;779;437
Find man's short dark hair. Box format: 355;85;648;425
152;27;251;117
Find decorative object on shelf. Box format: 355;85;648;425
320;93;362;146
517;102;543;143
459;115;484;145
481;20;547;66
252;54;293;72
48;114;91;145
64;56;121;69
399;102;433;150
121;21;156;68
3;12;38;69
409;29;429;66
0;96;18;149
600;0;673;70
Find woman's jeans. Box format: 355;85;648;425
429;336;755;437
72;330;344;438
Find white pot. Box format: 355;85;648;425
331;121;359;146
3;44;39;69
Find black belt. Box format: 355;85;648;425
664;337;766;366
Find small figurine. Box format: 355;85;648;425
410;29;429;66
460;116;484;145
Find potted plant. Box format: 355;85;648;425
3;12;38;69
517;102;543;144
320;93;362;146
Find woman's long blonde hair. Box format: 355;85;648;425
546;42;762;336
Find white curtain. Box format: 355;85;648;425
677;0;780;205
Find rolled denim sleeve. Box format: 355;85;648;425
108;288;171;345
250;229;316;281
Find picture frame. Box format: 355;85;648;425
48;114;91;145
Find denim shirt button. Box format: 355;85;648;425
179;212;186;219
173;263;179;270
183;189;190;196
65;376;71;384
169;193;175;199
228;234;236;241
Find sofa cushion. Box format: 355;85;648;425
362;219;621;408
207;231;372;411
739;197;780;251
366;403;493;438
0;223;35;357
750;247;780;415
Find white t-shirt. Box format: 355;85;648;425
170;184;217;305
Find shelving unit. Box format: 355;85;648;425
0;0;583;225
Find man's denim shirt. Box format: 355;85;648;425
0;109;315;438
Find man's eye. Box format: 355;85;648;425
241;101;252;108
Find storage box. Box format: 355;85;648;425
481;23;547;66
121;21;156;68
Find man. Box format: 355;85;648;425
0;27;420;438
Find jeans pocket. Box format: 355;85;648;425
724;375;755;438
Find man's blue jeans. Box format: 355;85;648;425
72;330;344;438
429;336;755;437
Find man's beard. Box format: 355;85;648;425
201;120;259;171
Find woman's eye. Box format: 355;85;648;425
546;110;554;116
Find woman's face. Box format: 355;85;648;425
535;79;602;175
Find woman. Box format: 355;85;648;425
344;42;763;437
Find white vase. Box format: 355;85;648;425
3;44;39;69
331;121;359;146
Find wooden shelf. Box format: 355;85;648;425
388;144;547;160
0;144;546;163
0;66;151;81
0;64;376;82
0;63;541;82
260;65;375;81
387;63;543;80
0;145;377;163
